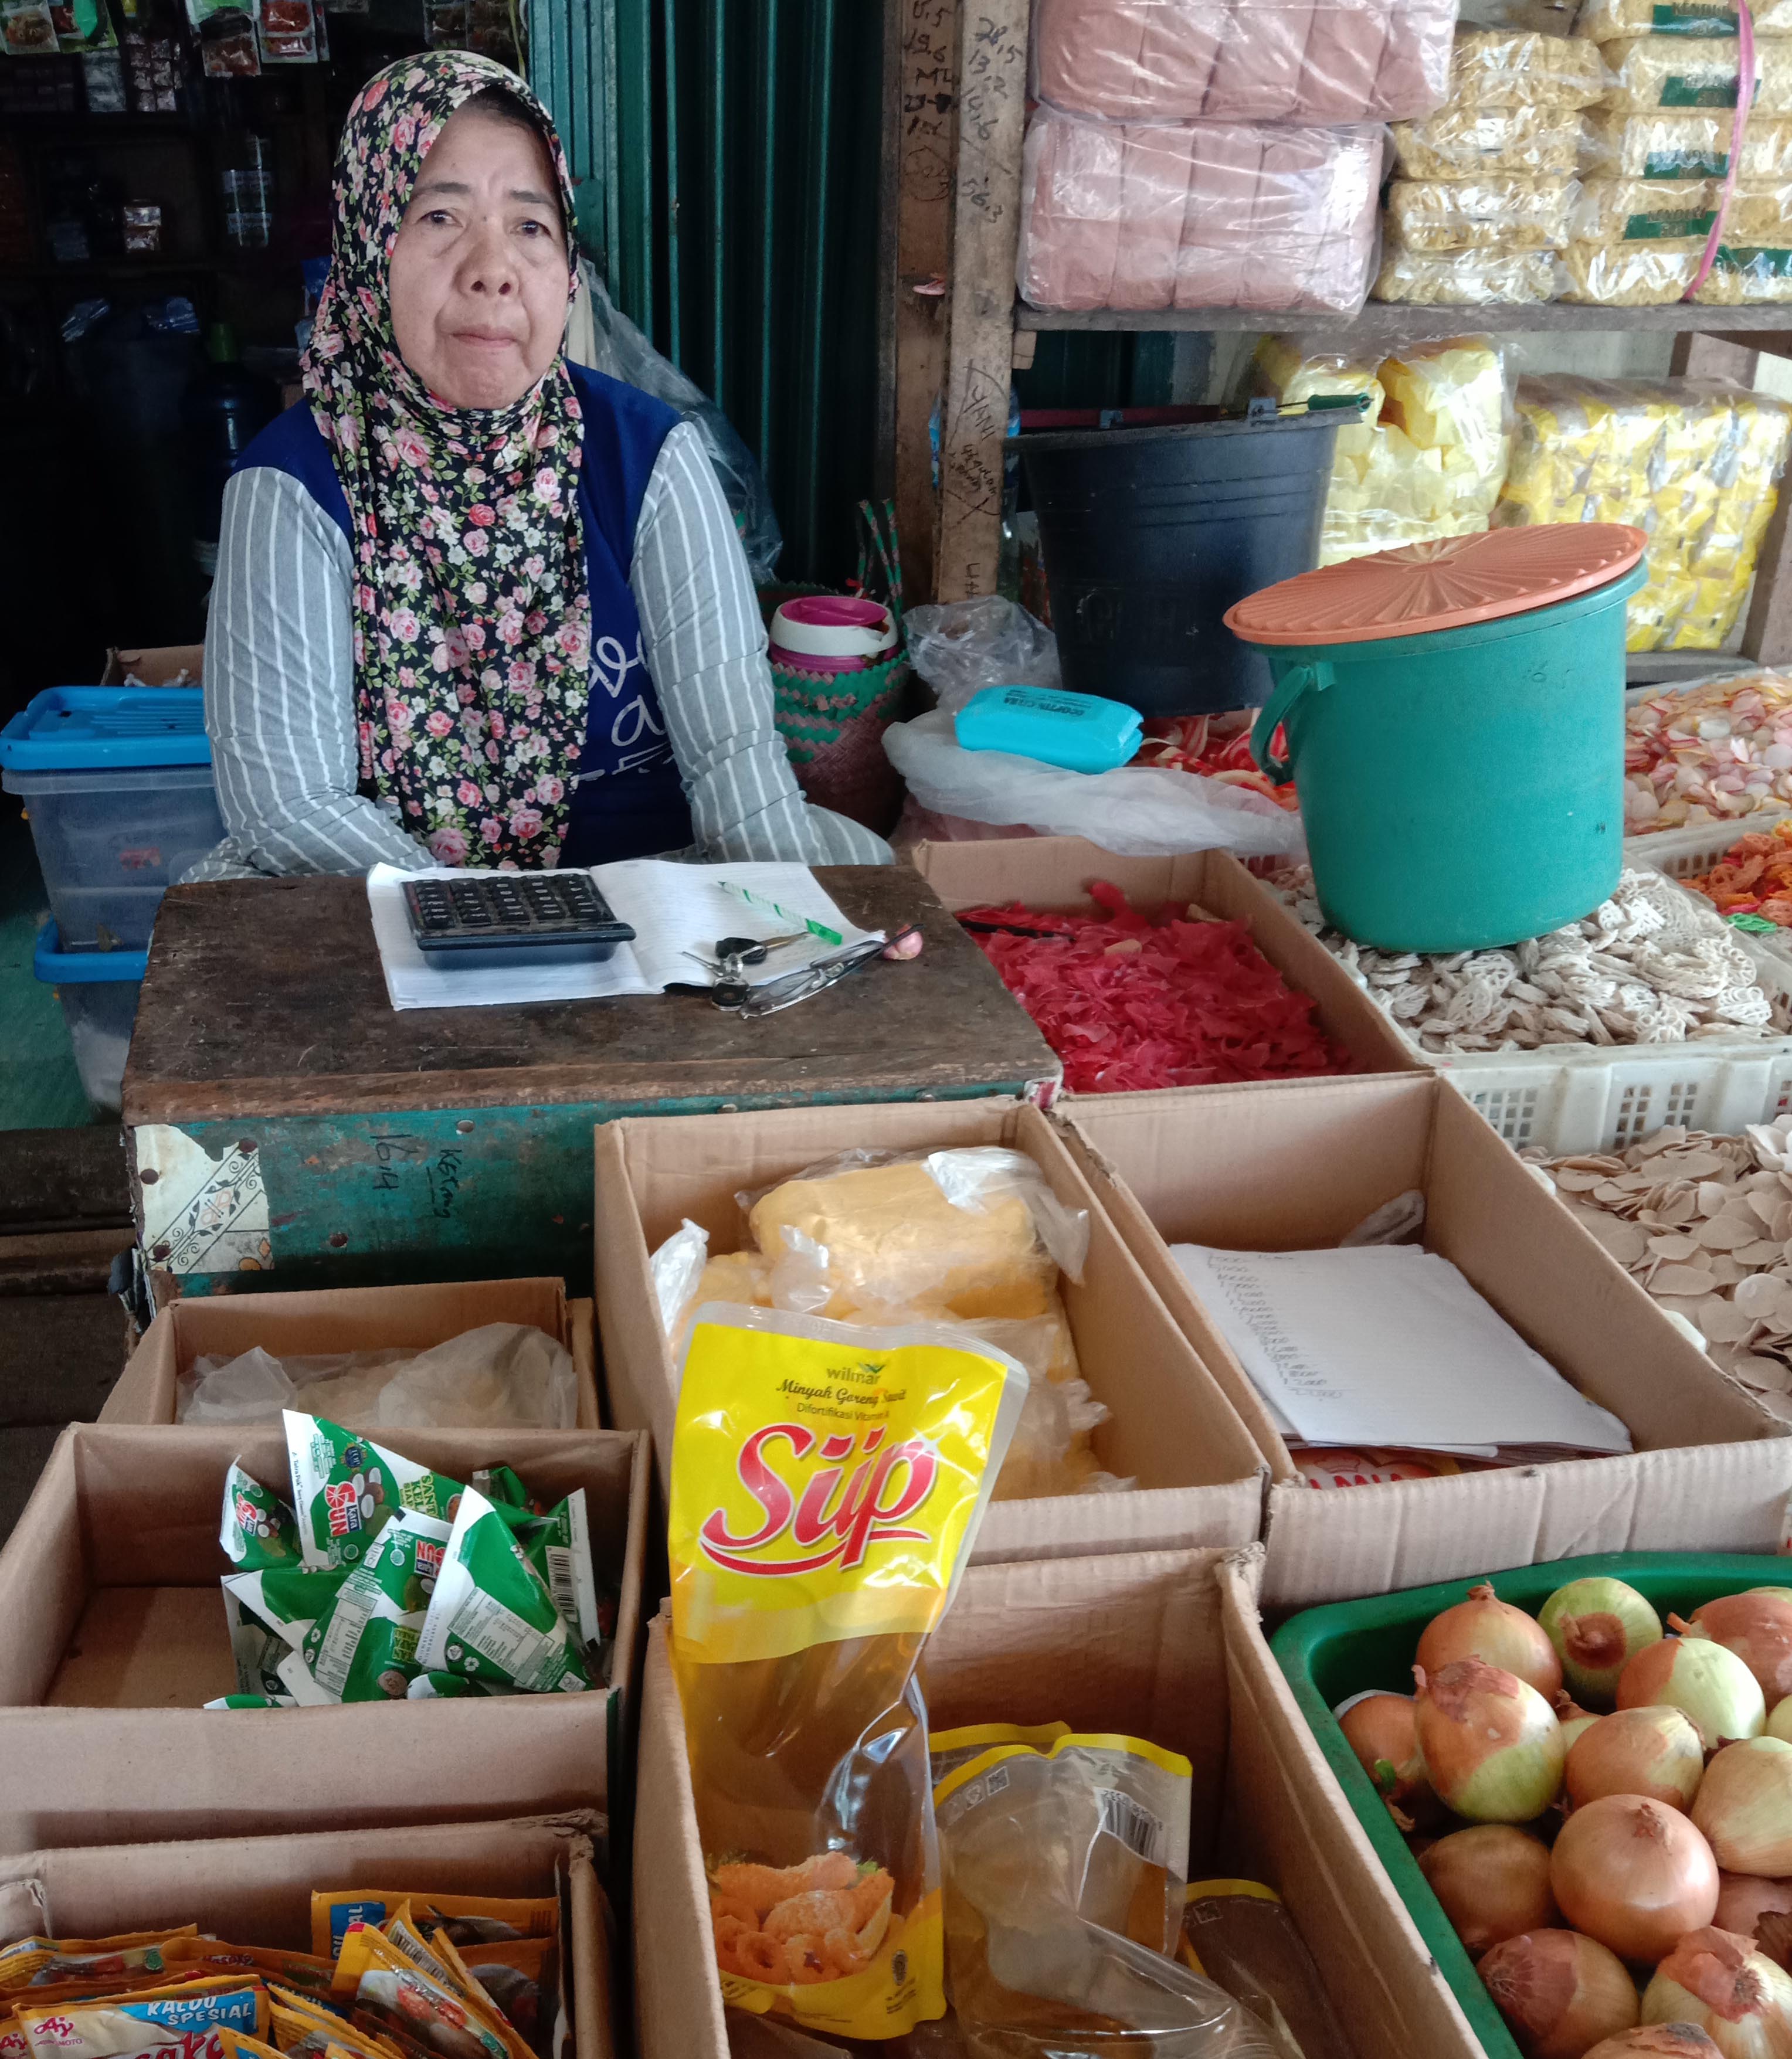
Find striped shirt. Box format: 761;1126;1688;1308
184;419;892;880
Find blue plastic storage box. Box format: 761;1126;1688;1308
0;687;223;952
33;922;150;1117
954;684;1143;774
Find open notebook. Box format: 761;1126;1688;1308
1170;1242;1633;1459
366;859;882;1012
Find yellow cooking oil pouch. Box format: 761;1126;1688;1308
0;1934;199;1993
668;1304;1027;2042
310;1898;556;1965
330;1927;510;2059
928;1722;1073;1789
16;1979;270;2059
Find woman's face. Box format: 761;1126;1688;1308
388;102;569;411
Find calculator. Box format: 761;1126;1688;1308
402;871;636;966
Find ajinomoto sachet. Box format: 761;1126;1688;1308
667;1304;1027;2043
330;1925;510;2059
162;1941;337;2003
16;1978;269;2059
0;1932;199;1992
309;1894;556;1963
376;1921;528;2059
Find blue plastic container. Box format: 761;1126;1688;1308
33;922;149;1117
1;687;223;951
955;684;1143;773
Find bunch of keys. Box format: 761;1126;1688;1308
678;930;812;1008
671;926;923;1015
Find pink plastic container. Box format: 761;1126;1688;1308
768;595;898;675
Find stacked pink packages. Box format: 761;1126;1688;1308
1019;109;1384;312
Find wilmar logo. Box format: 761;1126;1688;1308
699;1421;940;1577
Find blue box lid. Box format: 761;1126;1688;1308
34;921;149;984
0;687;211;770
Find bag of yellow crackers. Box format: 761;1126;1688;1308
668;1304;1027;2041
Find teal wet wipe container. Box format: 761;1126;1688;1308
955;685;1143;773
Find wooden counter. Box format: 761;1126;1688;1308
124;867;1058;1299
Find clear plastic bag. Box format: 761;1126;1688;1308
1602;36;1792;112
883;709;1309;858
1030;0;1455;124
1572;175;1792;242
903;597;1060;713
1017;106;1383;315
1559;236;1705;303
933;1734;1278;2058
1577;0;1792;37
1373;244;1559;303
1447;28;1610;107
178;1324;579;1431
565;263;783;585
1390;103;1585;178
1385;175;1579;251
1585;109;1792;179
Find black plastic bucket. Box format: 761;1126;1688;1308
1012;410;1345;716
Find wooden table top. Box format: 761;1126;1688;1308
123;866;1060;1124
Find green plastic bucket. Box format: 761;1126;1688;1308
1270;1550;1788;2059
1240;559;1647;953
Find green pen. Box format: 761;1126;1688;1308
716;879;844;947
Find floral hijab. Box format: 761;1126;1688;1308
303;51;590;868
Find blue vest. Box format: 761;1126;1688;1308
235;362;695;867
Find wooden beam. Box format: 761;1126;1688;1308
934;0;1029;604
891;0;959;605
1671;332;1760;383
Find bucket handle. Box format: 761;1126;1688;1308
1250;660;1331;783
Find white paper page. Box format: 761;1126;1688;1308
1170;1243;1633;1456
591;858;881;991
366;865;656;1013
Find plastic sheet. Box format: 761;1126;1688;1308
1252;333;1510;565
1030;0;1455;124
1390;103;1585;178
177;1324;579;1430
1603;35;1792;112
1385;175;1578;250
1498;376;1792;649
1017;106;1383;315
1573;175;1792;240
1577;0;1792;38
1585;109;1792;178
1373;244;1559;302
884;709;1311;858
903;596;1061;713
1448;28;1610;106
1562;236;1792;301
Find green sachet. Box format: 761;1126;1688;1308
221;1460;303;1571
489;1489;609;1675
284;1411;465;1570
416;1486;594;1695
299;1507;453;1702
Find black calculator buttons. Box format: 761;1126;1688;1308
402;870;636;963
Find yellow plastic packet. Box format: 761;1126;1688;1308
330;1927;510;2059
398;1935;532;2059
446;1948;552;2059
162;1944;336;2004
669;1305;1028;2042
16;1980;270;2059
217;2033;293;2059
267;1987;401;2059
376;1918;528;2059
0;1934;200;1993
929;1721;1073;1787
310;1897;556;1963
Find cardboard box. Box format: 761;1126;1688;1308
101;644;204;687
0;1815;616;2059
592;1098;1267;1562
910;837;1421;1088
0;1422;649;1851
101;1276;602;1429
1061;1073;1792;1608
633;1545;1484;2059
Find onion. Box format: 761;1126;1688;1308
1420;1825;1558;1958
1584;2034;1723;2057
1567;1708;1707;1813
1420;1581;1564;1701
1415;1658;1567;1824
1482;1930;1641;2059
1717;1875;1792;1972
1336;1688;1437;1826
1552;1795;1720;1963
1695;1741;1792;1878
1560;1691;1603;1754
1621;1637;1768;1752
1542;1578;1667;1710
1769;1703;1792;1747
1642;1927;1792;2057
1679;1597;1792;1713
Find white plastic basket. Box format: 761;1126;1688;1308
1623;808;1792;879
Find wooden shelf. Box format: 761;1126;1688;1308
1017;302;1792;338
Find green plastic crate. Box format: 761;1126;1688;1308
1269;1550;1790;2059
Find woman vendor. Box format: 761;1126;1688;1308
189;52;891;878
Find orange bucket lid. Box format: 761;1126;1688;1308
1223;524;1649;647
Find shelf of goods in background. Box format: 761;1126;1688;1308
1014;0;1455;317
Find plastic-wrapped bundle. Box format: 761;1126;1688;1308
1497;378;1792;648
1573;176;1792;242
1017;107;1383;315
1602;37;1792;112
1391;103;1587;177
1585;110;1792;178
1561;237;1792;301
1576;0;1792;38
1447;28;1610;106
1254;334;1511;565
1374;243;1559;301
1697;246;1792;297
1029;0;1455;124
1386;175;1579;250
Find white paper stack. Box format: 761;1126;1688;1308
1171;1243;1633;1457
